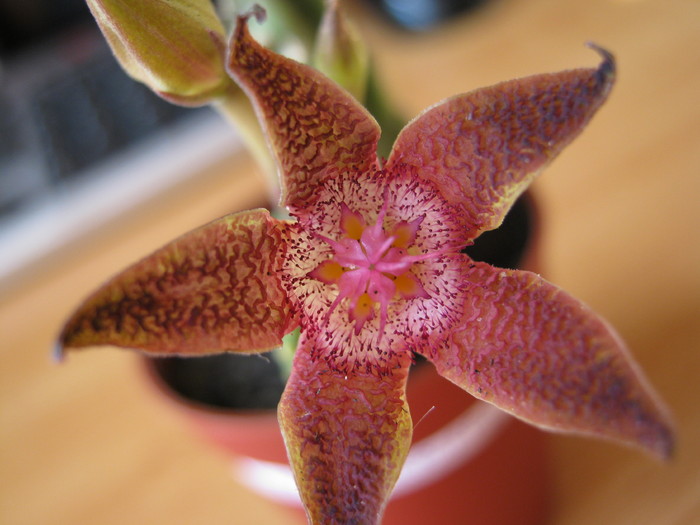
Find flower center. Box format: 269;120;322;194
310;202;435;337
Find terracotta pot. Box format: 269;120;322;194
142;192;549;525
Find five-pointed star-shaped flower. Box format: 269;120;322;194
59;11;674;525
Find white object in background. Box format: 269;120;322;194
0;112;241;291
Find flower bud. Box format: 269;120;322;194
86;0;234;106
312;0;369;102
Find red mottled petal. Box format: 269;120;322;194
58;209;298;357
386;45;615;243
226;11;381;216
278;339;412;525
427;260;674;459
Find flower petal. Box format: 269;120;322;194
226;10;381;216
427;260;675;460
58;209;298;357
386;45;615;243
278;339;412;525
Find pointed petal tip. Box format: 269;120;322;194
619;420;675;463
631;376;676;463
585;41;616;80
650;418;677;463
659;436;676;463
239;4;266;25
52;340;66;364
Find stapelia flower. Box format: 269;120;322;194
58;12;675;525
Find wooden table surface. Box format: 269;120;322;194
1;0;698;523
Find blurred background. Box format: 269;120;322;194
1;0;698;524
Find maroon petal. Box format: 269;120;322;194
386;45;615;243
226;9;381;217
278;337;412;524
427;260;674;460
58;209;298;357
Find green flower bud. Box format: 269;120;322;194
86;0;234;106
312;0;369;103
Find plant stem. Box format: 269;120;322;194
213;88;280;204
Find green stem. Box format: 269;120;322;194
213;88;280;204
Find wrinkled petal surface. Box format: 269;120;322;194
386;46;615;243
427;260;674;459
59;209;298;356
278;336;412;525
226;11;381;216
